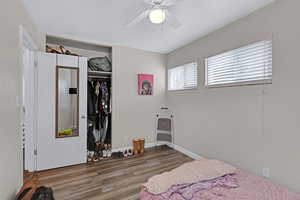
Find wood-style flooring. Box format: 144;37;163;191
34;145;193;200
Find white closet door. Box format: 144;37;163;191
36;53;87;171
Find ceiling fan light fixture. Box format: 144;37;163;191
149;8;166;24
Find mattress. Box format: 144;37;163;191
140;168;300;200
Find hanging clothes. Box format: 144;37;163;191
87;123;96;152
87;78;111;144
104;113;112;144
87;81;96;117
100;115;108;143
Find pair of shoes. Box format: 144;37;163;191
87;157;92;162
111;151;124;159
93;155;99;162
87;151;93;162
99;151;103;160
102;144;108;158
103;150;107;158
123;149;133;158
128;149;133;156
102;144;112;158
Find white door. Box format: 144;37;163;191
36;53;87;171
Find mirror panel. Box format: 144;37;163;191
56;66;79;138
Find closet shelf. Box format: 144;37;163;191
88;71;112;76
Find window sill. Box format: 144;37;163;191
168;88;198;92
205;80;272;88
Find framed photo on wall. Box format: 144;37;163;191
138;74;153;95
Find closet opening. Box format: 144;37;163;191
46;35;113;163
87;69;112;161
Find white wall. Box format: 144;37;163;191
112;46;167;148
167;0;300;192
0;1;44;199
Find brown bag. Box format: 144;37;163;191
16;177;38;200
133;138;145;155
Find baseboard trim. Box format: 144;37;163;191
169;144;203;160
154;142;202;160
113;142;202;160
112;142;159;152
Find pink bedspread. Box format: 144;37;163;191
140;169;300;200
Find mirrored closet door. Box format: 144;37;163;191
36;53;87;171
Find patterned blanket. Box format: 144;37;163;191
140;169;300;200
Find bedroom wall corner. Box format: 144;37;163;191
0;1;45;199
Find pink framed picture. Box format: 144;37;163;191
138;74;153;95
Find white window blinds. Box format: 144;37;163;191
205;40;272;87
168;62;197;91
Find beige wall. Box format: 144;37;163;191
112;46;167;148
167;0;300;192
0;1;44;199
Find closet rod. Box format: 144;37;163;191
88;75;111;79
88;71;112;75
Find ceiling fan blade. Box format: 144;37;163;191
165;10;182;29
126;9;151;27
161;0;183;7
144;0;155;5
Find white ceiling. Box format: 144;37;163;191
23;0;275;53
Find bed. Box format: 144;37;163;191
140;159;300;200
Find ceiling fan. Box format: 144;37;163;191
126;0;183;29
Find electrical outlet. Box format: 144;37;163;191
262;168;270;178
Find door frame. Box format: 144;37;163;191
19;25;38;173
19;26;38;51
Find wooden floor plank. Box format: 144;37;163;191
31;145;193;200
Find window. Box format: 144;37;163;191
205;40;272;87
168;62;197;91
